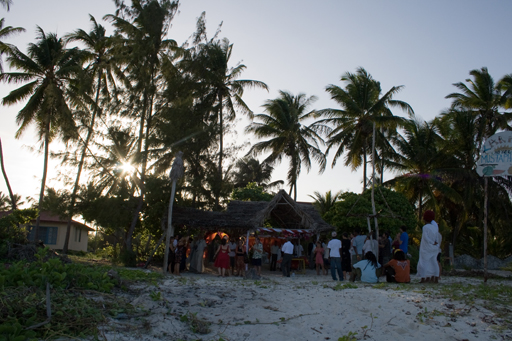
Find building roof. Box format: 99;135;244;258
171;190;334;233
0;211;94;231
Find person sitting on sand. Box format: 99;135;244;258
214;238;230;277
417;210;441;283
383;250;410;283
351;251;381;283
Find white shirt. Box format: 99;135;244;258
327;239;342;257
228;242;237;257
281;241;294;254
322;243;329;259
295;244;304;257
271;245;280;255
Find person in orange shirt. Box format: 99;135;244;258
383;250;410;283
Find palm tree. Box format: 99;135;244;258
385;117;460;220
315;67;413;192
105;0;179;251
0;18;24;72
192;38;268;209
1;28;84;241
60;15;118;253
232;157;283;190
446;67;512;151
308;190;341;217
0;0;12;11
246;90;326;201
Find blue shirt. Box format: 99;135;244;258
400;232;409;254
353;260;381;283
354;235;366;255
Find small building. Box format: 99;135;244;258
0;211;94;252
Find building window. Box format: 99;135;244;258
74;227;82;243
27;226;58;245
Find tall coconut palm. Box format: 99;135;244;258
1;28;84;241
316;67;413;192
105;0;179;251
246;90;326;201
60;15;118;253
446;67;512;151
231;157;284;190
192;38;268;209
385;117;460;220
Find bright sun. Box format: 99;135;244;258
119;162;135;173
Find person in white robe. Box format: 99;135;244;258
189;235;207;273
417;210;441;283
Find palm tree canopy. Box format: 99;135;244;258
1;27;85;142
246;90;326;199
0;17;25;72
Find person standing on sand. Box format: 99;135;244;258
353;229;366;262
399;225;409;255
190;235;207;273
379;231;391;267
270;241;279;271
228;238;237;276
214;238;230;277
314;241;326;275
341;233;352;280
235;239;246;277
327;232;343;281
251;237;264;277
417;210;441;283
281;237;294;277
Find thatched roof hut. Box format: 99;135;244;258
172;190;334;234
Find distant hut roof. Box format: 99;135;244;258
172;190;334;233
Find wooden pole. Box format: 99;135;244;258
371;121;379;259
163;180;176;274
483;177;488;283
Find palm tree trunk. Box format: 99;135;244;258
34;123;50;243
62;72;103;253
0;138;16;211
418;190;423;221
215;91;223;210
127;79;155;251
362;151;367;192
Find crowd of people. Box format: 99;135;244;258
166;211;442;284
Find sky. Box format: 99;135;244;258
0;0;511;207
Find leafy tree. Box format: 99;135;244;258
246;90;326;201
231;182;273;202
1;28;85;241
324;187;416;238
315;67;412;191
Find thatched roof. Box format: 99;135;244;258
172;190;334;233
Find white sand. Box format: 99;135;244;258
99;268;512;341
